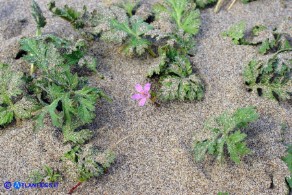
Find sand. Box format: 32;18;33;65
0;0;291;194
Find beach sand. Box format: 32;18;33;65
0;0;291;194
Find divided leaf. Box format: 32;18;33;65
48;1;84;29
243;57;292;101
63;146;115;182
154;0;201;36
110;16;153;56
31;0;47;34
222;21;248;45
0;64;38;126
194;0;218;9
193;107;258;164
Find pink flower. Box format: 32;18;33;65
131;83;151;106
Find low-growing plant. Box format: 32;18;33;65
49;0;205;103
282;145;292;192
224;22;292;102
0;64;39;126
63;145;115;194
243;56;292;101
223;21;292;54
148;48;204;101
193;107;259;164
49;1;153;56
222;21;247;45
29;165;61;183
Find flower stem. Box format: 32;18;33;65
36;27;41;36
68;182;82;194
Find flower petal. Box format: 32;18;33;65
135;84;143;93
143;83;151;92
132;94;142;100
138;98;147;106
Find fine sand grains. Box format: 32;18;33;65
0;0;291;194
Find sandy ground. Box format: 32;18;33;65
0;0;291;194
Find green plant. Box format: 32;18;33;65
193;107;259;164
0;64;38;126
48;1;85;29
218;192;229;195
29;165;61;183
63;145;115;193
31;0;47;36
118;0;140;17
222;21;248;45
282;145;292;191
148;48;204;101
195;0;218;9
243;56;292;101
223;22;292;54
154;0;201;36
110;16;154;56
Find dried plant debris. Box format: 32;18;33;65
0;64;39;126
63;145;115;182
243;53;292;102
193;107;259;164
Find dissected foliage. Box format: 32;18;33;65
154;0;201;35
48;0;205;102
194;0;218;9
63;145;116;182
243;55;292;101
193;107;259;164
110;16;154;56
31;0;47;35
48;1;85;29
29;165;61;183
223;22;292;54
20;34;107;144
222;21;248;45
224;22;292;102
146;0;204;102
49;1;153;56
148;48;204;101
0;64;38;126
282;145;292;191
